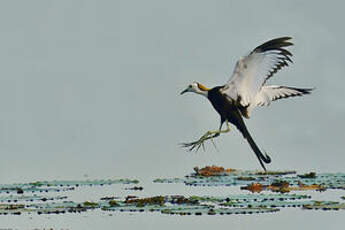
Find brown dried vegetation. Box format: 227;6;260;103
125;196;165;207
193;166;236;177
242;180;326;193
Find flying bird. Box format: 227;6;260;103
180;37;312;171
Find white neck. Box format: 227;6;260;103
195;90;208;98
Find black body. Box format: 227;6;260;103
207;86;271;171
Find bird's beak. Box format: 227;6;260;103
180;88;189;95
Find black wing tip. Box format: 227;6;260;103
274;37;293;47
266;36;293;44
273;36;292;40
302;87;315;94
285;86;315;95
254;36;294;53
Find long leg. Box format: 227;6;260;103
181;120;230;152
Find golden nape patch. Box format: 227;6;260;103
197;83;210;91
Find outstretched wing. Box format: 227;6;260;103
253;85;313;106
221;37;293;107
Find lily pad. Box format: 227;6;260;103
154;166;345;193
303;201;345;211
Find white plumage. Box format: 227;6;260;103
220;37;310;117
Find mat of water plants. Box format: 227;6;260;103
1;166;345;216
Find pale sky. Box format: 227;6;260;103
0;0;344;183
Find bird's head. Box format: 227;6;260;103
180;82;209;97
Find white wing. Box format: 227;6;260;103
245;85;313;115
221;37;293;107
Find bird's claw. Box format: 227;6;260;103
181;132;217;152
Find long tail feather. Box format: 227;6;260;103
245;132;271;171
231;109;271;171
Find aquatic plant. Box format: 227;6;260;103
154;166;345;192
0;167;344;216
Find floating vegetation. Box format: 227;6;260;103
125;196;165;207
0;204;25;215
303;201;345;211
241;181;326;193
125;186;144;191
0;185;74;194
0;192;340;216
0;194;67;203
0;179;139;194
221;193;313;208
193;166;236;177
0;178;141;215
0;167;344;216
298;172;316;178
154;166;345;193
161;206;279;215
153;178;184;183
101;195;281;215
26;201;90;215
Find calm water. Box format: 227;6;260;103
0;176;344;230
